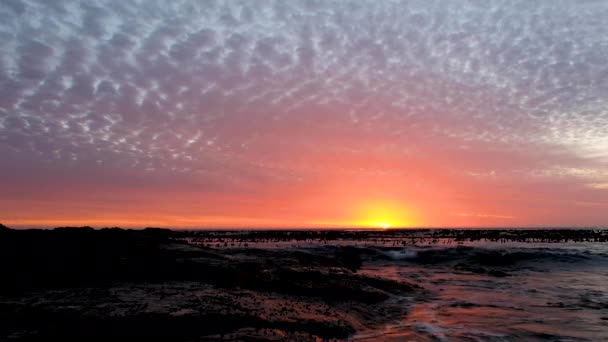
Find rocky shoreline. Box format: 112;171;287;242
0;227;424;341
2;226;605;340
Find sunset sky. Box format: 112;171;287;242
1;1;608;228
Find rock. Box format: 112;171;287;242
0;228;424;341
334;246;363;272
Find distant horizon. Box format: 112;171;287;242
3;223;606;231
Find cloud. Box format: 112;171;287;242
1;0;607;226
588;183;608;190
451;212;515;220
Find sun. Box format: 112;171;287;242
352;200;417;229
376;222;392;229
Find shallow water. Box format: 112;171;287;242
355;242;608;341
189;231;608;341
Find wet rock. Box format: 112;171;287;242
334;246;364;272
0;228;424;341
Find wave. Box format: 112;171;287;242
414;322;449;342
384;250;418;260
358;245;604;268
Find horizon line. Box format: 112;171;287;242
3;224;607;231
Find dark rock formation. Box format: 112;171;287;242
0;228;423;341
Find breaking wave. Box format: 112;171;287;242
358;245;606;268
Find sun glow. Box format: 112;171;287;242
377;222;392;229
353;200;417;229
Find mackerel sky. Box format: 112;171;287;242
1;0;607;227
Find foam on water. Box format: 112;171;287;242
414;323;449;342
359;242;608;341
384;250;418;260
190;231;608;341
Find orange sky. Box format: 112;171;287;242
2;133;606;228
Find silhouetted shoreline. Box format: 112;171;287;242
1;226;607;341
0;226;424;341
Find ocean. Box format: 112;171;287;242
196;230;608;341
2;228;607;341
353;241;608;341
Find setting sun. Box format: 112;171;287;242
376;222;392;229
352;200;418;229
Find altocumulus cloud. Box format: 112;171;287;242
1;0;608;226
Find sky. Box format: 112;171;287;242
1;0;608;228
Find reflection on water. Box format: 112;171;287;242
355;242;608;341
189;230;608;341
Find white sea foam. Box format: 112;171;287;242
415;322;449;342
384;250;418;260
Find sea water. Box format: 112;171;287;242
355;242;608;341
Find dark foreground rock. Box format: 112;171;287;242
0;228;424;341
